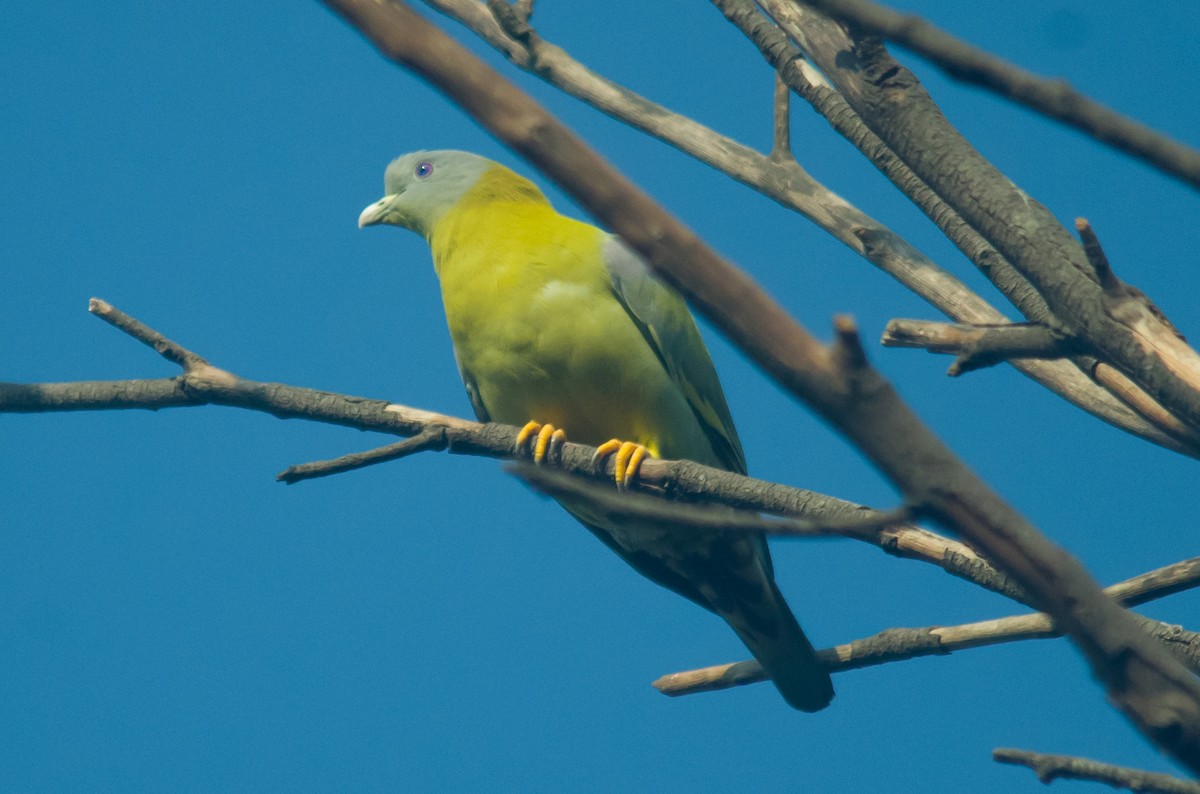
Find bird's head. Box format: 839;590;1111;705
357;150;497;238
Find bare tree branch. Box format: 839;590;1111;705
882;320;1084;376
994;747;1200;792
879;263;1198;441
770;72;791;160
654;557;1200;698
797;0;1200;192
714;0;1198;455
89;298;209;370
705;0;1045;322
23;317;1186;666
4;300;1035;604
514;464;916;539
277;429;448;483
319;0;1200;767
758;0;1200;440
705;0;1195;458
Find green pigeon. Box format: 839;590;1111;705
359;150;833;711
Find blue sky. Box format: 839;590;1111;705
3;1;1198;790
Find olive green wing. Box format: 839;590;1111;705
602;237;746;476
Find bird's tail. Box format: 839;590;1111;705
716;578;834;712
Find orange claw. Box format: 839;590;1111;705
593;439;652;489
515;421;566;464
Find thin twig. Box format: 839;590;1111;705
993;747;1200;793
770;72;791;160
830;315;869;371
278;428;448;483
1075;218;1186;339
89;298;209;371
1075;217;1120;294
882;320;1084;376
654;557;1200;697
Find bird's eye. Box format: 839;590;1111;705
414;161;434;179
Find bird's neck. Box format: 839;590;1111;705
428;168;567;280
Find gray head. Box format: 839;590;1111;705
357;150;499;238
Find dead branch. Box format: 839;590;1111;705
882;320;1083;376
654;557;1200;697
993;747;1200;792
3;299;1034;605
797;0;1200;192
715;0;1197;455
514;464;915;540
758;0;1200;440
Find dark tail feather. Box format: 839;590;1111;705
719;579;834;712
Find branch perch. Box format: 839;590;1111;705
3;299;1028;605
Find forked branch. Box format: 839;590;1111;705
797;0;1200;192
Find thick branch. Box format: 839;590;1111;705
321;0;1200;768
798;0;1200;192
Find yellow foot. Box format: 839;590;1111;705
592;439;652;490
515;420;567;464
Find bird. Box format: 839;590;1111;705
358;150;834;711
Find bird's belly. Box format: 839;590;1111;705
475;341;671;450
455;307;701;458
